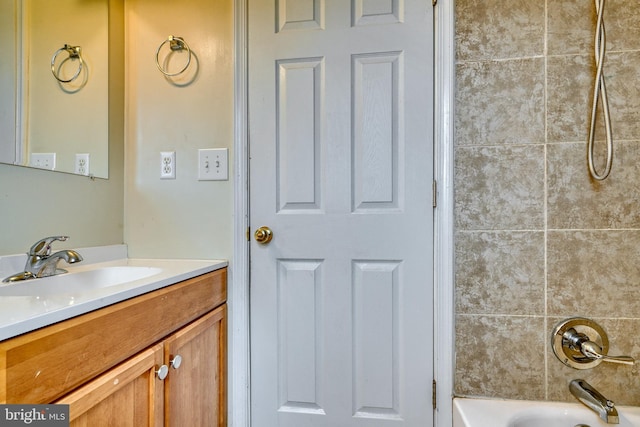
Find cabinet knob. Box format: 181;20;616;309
170;354;182;369
156;364;169;380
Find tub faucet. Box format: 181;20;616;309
569;379;619;424
3;236;83;282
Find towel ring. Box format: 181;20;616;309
51;44;83;83
155;36;192;77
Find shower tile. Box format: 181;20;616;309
547;230;640;318
455;59;545;146
455;314;545;400
547;0;593;56
547;142;640;229
455;145;544;230
547;317;640;406
455;231;544;315
548;52;640;143
548;0;640;55
456;0;544;61
605;0;640;52
604;52;640;141
546;55;593;143
453;0;640;404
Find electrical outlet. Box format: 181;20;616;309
30;153;56;170
75;153;90;176
160;151;176;179
198;148;228;181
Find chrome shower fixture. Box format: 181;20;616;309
552;317;635;369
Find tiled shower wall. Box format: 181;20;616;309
454;0;640;403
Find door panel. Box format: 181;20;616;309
276;58;323;212
249;1;434;426
352;260;401;417
277;259;324;413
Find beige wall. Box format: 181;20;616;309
0;163;124;254
454;0;640;403
123;0;234;260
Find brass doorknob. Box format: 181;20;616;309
254;226;273;244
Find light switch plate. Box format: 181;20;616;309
198;148;228;181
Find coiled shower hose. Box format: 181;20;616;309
587;0;613;181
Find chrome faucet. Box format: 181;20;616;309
570;379;619;424
552;317;636;369
2;236;83;283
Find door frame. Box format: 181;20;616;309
230;1;456;426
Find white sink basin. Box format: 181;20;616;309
0;266;162;296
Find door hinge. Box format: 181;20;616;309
432;379;437;410
432;0;437;6
432;180;437;208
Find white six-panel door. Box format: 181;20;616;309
249;1;434;426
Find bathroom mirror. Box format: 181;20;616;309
0;0;116;179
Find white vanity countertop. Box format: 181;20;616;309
0;245;227;341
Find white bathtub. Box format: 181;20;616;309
453;397;640;427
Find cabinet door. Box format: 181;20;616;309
164;304;227;427
55;344;164;427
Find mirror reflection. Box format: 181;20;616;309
1;0;110;178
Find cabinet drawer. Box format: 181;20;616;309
0;268;226;404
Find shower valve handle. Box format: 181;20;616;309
580;340;635;366
553;318;636;370
563;328;635;366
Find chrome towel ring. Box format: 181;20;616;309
155;35;192;77
51;44;84;83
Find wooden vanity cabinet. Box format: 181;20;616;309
57;305;227;426
0;268;227;427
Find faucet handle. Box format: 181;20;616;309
552;317;636;369
29;236;69;257
581;341;635;366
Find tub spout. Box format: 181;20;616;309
569;379;619;424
